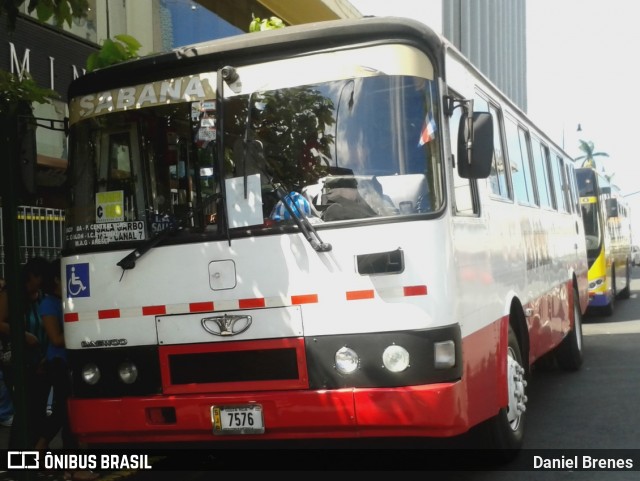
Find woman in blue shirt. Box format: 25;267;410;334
34;259;98;481
35;258;69;448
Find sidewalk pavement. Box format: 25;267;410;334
0;422;62;450
0;424;146;481
0;423;65;481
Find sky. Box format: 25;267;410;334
350;0;640;241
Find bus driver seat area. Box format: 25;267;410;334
303;174;428;222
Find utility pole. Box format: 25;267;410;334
0;101;34;479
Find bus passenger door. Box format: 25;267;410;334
98;127;145;222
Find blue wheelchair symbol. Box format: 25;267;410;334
66;263;90;298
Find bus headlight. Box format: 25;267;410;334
588;277;604;291
434;340;456;369
335;346;359;374
118;361;139;384
82;363;101;385
382;345;410;372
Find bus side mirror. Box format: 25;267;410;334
457;111;493;179
605;198;619;217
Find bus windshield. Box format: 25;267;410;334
65;72;443;252
576;168;603;254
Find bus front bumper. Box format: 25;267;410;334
68;382;469;445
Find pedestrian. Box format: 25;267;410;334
34;259;98;481
0;278;15;427
0;257;51;449
34;258;68;450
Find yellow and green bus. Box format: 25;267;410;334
576;168;632;315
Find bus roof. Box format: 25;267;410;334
68;16;445;99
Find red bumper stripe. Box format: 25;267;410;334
142;305;167;316
189;302;214;313
98;309;120;319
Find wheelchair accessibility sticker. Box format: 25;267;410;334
66;263;90;298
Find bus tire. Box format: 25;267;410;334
556;287;584;371
617;261;631;299
482;325;526;455
602;270;615;316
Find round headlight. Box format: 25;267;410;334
335;346;359;374
382;345;410;372
118;361;138;384
82;363;101;385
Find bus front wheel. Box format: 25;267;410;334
602;268;616;316
555;287;584;371
481;324;526;455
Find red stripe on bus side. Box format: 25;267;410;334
291;294;318;305
64;312;79;323
142;305;167;316
239;298;266;309
189;302;214;313
404;285;428;296
346;290;375;301
98;309;120;319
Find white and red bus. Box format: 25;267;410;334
62;17;588;450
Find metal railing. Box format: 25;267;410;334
0;206;65;279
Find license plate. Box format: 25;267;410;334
211;404;265;435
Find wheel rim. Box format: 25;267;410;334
506;347;527;431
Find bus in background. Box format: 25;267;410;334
632;245;640;267
61;17;588;454
575;168;632;315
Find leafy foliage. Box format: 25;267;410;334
1;0;89;32
249;13;284;32
251;87;335;188
86;34;142;72
0;70;59;116
575;139;609;170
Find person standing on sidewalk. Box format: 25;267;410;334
35;258;72;448
34;259;98;481
0;257;51;448
0;278;15;427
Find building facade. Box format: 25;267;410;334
442;0;527;111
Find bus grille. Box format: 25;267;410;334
159;338;309;394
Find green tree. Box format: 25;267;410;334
575;139;609;170
0;70;58;116
249;13;285;32
255;87;335;187
86;34;142;72
0;0;88;32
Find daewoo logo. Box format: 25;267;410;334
201;314;252;337
81;339;128;348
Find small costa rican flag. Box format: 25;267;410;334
418;112;437;146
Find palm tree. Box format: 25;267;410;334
575;139;609;170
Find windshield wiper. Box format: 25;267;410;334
116;221;181;272
272;182;332;253
239;139;331;253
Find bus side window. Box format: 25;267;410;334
504;117;535;206
565;162;580;215
550;152;568;212
487;104;509;199
531;137;554;209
